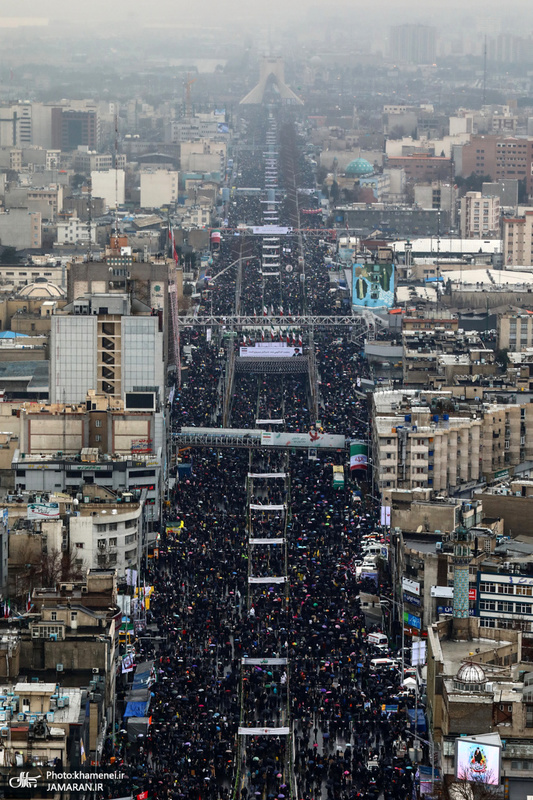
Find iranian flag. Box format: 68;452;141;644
350;442;368;471
168;228;178;264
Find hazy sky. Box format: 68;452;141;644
6;0;533;29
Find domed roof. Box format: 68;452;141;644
456;662;487;684
17;280;65;299
345;158;374;177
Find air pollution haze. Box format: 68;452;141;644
3;0;533;31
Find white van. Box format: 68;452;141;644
362;544;386;559
367;632;388;650
369;657;400;671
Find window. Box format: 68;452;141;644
108;523;117;532
95;434;101;442
71;611;77;621
95;419;102;428
516;603;529;614
109;537;117;546
480;581;496;593
516;585;532;596
125;519;136;529
498;583;514;594
526;706;533;728
125;533;137;545
96;524;107;532
75;543;84;549
51;611;57;621
480;600;496;611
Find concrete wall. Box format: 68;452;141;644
474;492;533;536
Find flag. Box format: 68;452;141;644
242;334;247;346
27;592;31;612
263;305;268;316
168;228;178;264
270;328;275;341
298;332;303;346
137;792;149;800
253;308;257;317
350;442;369;471
279;329;283;342
279;305;284;317
270;304;275;316
261;329;265;342
286;329;290;344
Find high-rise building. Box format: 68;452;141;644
390;24;437;65
51;108;98;150
50;296;164;404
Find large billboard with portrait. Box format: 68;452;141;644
352;262;394;308
455;738;501;785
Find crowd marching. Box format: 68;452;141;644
103;108;419;800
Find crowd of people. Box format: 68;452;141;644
104;108;419;800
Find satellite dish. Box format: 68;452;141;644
416;525;423;533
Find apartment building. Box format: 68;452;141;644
390;23;437;64
497;312;533;351
460;136;533;196
503;210;533;266
68;490;143;576
72;149;126;173
372;389;533;499
460;191;501;239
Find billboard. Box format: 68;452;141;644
240;346;302;358
352;262;394;309
402;577;420;596
261;431;345;450
27;502;60;520
455;738;501;785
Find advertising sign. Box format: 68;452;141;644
431;586;454;599
403;592;421;608
455;738;501;785
437;605;453;615
27;502;60;520
469;588;477;601
261;431;345;450
240;346;302;358
352;261;394;309
380;505;391;526
403;611;421;630
402;577;420;597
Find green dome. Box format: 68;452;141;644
345;158;373;177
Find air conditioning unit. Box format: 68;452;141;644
57;699;64;709
17;713;24;721
56;663;63;672
0;728;8;738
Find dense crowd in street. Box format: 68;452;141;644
104;108;418;800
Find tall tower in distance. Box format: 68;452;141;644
452;526;472;640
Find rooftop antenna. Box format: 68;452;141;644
86;175;93;262
114;106;119;242
482;35;487;107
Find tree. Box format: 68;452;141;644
0;246;20;264
41;546;84;588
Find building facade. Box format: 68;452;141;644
460;191;501;239
503;211;533;266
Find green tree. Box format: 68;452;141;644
0;246;20;264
